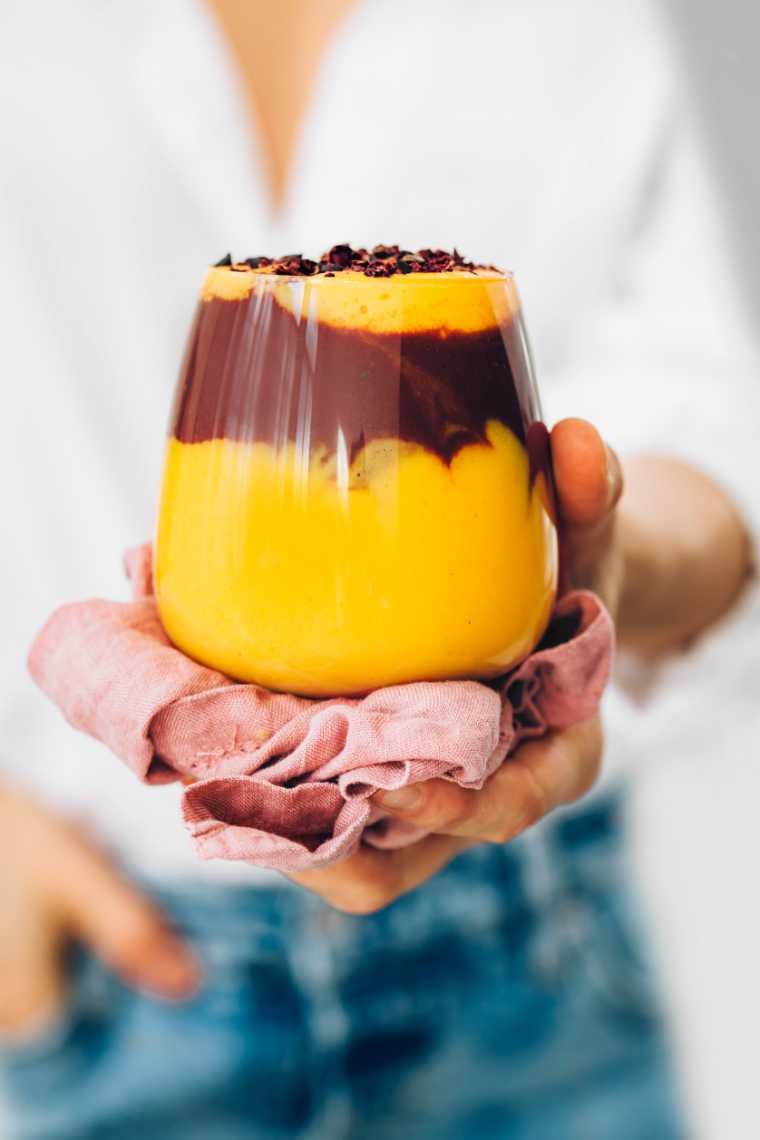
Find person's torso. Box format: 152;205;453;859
0;0;671;879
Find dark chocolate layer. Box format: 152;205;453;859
171;292;550;483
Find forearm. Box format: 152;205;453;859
617;454;754;655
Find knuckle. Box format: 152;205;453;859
331;883;395;916
426;785;475;832
329;868;401;916
486;818;522;845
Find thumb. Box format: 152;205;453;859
51;838;200;1001
551;418;622;529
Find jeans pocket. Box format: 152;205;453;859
0;949;116;1131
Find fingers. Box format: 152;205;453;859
0;874;65;1035
551;418;622;527
376;719;603;844
46;836;200;1001
289;843;414;915
288;834;470;916
289;721;602;916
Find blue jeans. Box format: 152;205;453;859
1;797;682;1139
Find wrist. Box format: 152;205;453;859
614;453;752;655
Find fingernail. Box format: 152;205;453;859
377;786;424;813
606;445;622;506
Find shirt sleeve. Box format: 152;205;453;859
542;109;760;548
540;105;760;796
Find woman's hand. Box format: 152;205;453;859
0;783;200;1038
290;718;603;913
288;412;754;914
288;419;617;913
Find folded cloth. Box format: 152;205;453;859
28;544;614;871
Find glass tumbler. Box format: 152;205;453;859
155;264;558;696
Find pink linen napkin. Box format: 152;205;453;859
28;544;614;871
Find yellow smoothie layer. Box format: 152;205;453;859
201;266;518;335
155;421;558;696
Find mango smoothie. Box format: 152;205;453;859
155;246;558;696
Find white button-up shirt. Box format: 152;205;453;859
1;0;758;885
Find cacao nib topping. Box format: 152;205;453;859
364;259;394;277
325;243;354;268
370;244;397;260
272;255;319;276
213;244;501;278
